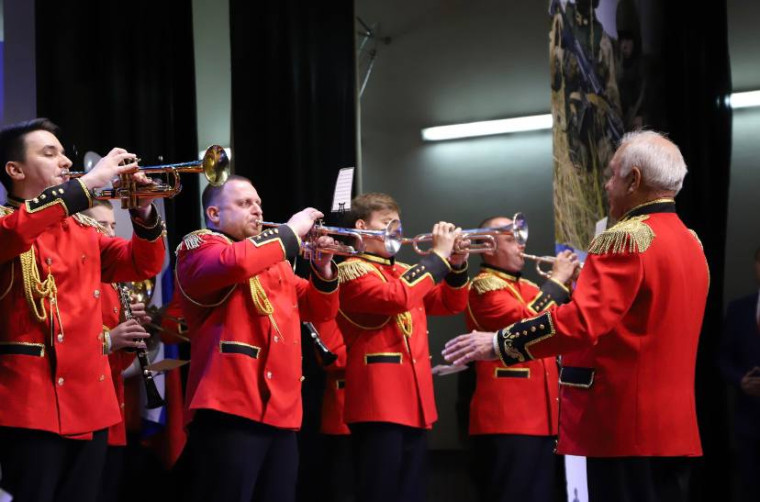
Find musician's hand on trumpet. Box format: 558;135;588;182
430;221;462;261
310;235;337;280
76;147;139;191
550;249;581;285
286;207;325;238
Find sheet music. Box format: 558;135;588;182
331;167;355;212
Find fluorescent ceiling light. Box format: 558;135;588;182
421;114;552;142
730;90;760;109
422;90;760;142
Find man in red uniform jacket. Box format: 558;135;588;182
336;192;469;502
444;131;709;502
175;175;339;502
465;215;577;502
0;118;166;502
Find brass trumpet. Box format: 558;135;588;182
406;212;528;255
259;218;404;257
520;252;583;279
63;145;230;209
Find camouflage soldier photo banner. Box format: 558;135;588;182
550;0;659;254
549;1;662;500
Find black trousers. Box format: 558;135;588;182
97;445;124;502
318;434;355;502
182;410;298;502
470;434;558;502
349;422;427;502
586;456;693;502
736;433;760;502
0;426;108;502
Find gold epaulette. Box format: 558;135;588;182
337;259;378;283
0;205;14;217
471;273;509;295
688;229;703;249
73;213;109;234
176;229;231;255
587;215;655;255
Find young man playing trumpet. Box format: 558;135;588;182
0;118;166;502
465;215;578;502
174;175;340;502
336;192;470;502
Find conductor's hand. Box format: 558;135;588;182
79;148;139;191
431;222;460;260
442;331;499;366
109;319;150;352
287;207;324;239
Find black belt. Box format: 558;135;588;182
220;341;260;359
0;343;45;357
364;353;402;364
559;366;595;388
494;367;530;379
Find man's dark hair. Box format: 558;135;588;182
345;192;400;228
201;174;251;226
0;118;61;191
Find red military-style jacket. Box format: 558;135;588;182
175;225;339;430
337;252;469;429
466;264;569;436
0;180;166;436
494;200;708;457
100;283;136;447
311;319;350;435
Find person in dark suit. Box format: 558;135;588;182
719;246;760;502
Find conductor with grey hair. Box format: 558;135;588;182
444;131;709;502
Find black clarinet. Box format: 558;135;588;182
116;283;166;409
303;322;337;366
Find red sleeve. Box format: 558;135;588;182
339;253;451;315
496;251;643;363
0;179;92;264
176;225;300;304
296;262;340;322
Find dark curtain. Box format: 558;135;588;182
229;0;357;224
35;0;200;256
229;2;356;501
656;1;733;500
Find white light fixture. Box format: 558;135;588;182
422;90;760;142
730;90;760;109
421;114;552;142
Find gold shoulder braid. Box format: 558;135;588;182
337;259;379;283
19;247;64;344
395;311;413;337
249;276;283;339
73;213;109;234
587;215;655;255
0;205;14;217
472;273;509;295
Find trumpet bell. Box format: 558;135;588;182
512;212;529;246
201;145;230;186
382;219;404;255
